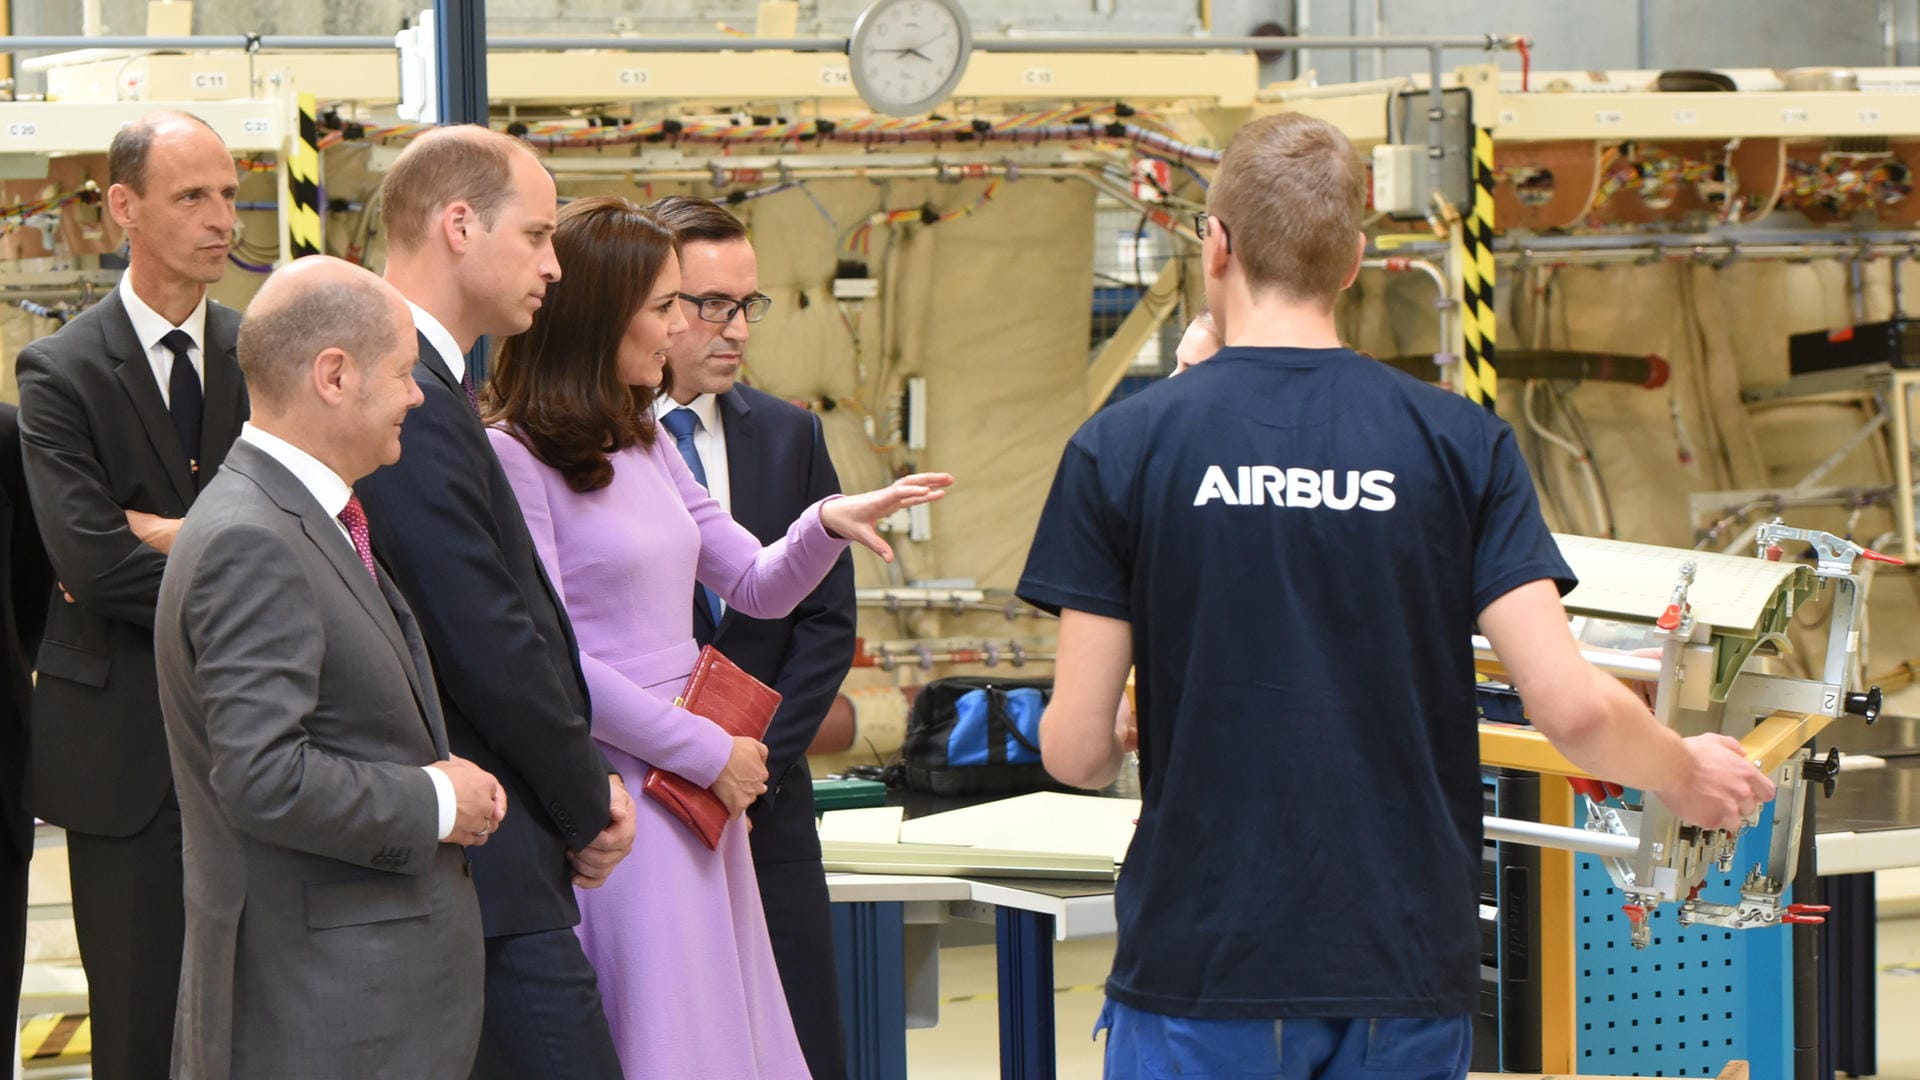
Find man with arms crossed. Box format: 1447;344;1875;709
356;125;633;1077
157;256;504;1079
16;111;248;1078
1020;113;1776;1078
649;194;857;1079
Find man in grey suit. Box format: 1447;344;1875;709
155;256;506;1079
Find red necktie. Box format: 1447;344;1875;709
337;494;378;583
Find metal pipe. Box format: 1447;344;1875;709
0;34;395;51
1372;0;1386;79
1483;814;1640;858
1382;230;1920;267
1294;0;1309;79
0;31;1520;56
965;34;1520;52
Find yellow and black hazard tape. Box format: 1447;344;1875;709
288;92;323;259
1459;125;1497;411
18;1011;90;1062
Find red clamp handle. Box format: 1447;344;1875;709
1861;547;1906;567
1783;902;1830;925
1656;603;1685;631
1572;778;1626;802
1622;903;1648;925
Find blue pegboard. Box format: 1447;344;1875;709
1575;803;1794;1079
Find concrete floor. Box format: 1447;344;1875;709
15;841;1920;1077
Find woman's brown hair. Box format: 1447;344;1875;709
484;195;676;492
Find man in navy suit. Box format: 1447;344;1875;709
358;125;633;1079
649;195;857;1080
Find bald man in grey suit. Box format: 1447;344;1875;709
155;257;506;1079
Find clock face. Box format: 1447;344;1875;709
849;0;973;117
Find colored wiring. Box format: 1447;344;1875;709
1779;156;1911;215
2;182;100;233
320;105;1223;165
841;179;1001;256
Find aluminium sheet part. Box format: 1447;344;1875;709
1553;533;1814;637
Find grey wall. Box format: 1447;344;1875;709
23;0;1920;72
1211;0;1920;84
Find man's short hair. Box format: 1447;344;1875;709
379;125;531;252
237;264;401;409
1207;113;1366;306
646;195;748;244
107;111;222;194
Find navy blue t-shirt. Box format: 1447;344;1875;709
1017;347;1574;1020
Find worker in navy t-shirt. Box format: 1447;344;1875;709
1017;113;1776;1080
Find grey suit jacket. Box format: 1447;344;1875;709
155;439;482;1080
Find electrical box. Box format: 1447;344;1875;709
1371;144;1426;217
1383;85;1476;221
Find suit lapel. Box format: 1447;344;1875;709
196;304;248;493
706;389;761;640
414;330;462;399
375;567;449;757
103;293;196;505
227;443;438;741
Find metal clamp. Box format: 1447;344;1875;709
1753;517;1905;576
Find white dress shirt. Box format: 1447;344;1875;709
652;392;731;513
237;422;457;841
118;272;206;407
407;301;466;385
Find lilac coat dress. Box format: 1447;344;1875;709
488;425;850;1079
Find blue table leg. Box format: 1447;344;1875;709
996;907;1057;1080
834;901;908;1080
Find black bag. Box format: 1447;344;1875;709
900;676;1077;796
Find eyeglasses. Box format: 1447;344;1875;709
678;292;774;324
1192;212;1232;255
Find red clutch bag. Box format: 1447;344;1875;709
641;646;782;850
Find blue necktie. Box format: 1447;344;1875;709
661;407;725;627
161;329;203;475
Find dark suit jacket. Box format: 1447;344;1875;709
0;404;53;863
157;440;481;1080
16;289;246;836
356;331;612;937
694;385;856;862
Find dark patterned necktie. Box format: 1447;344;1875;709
337;494;378;583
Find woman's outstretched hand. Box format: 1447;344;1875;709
819;473;954;562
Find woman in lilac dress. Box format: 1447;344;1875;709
482;196;949;1079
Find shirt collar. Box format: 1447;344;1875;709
238;422;354;520
406;301;466;384
652;391;720;434
118;272;209;356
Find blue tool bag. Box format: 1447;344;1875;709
901;676;1084;796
